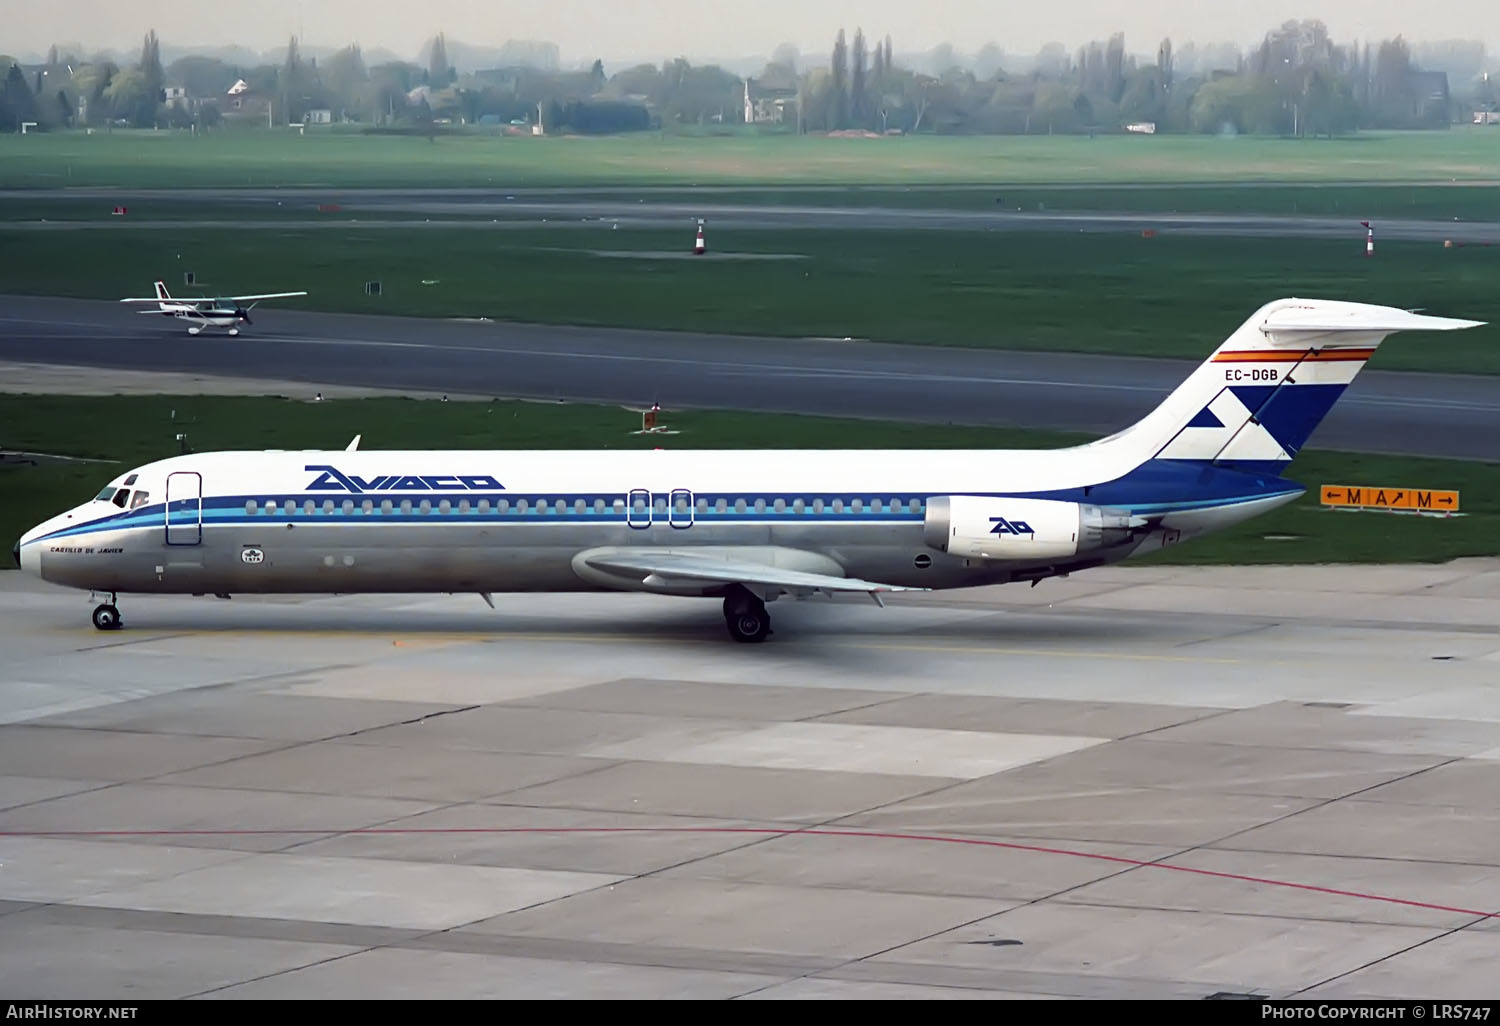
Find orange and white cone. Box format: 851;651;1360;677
693;223;705;255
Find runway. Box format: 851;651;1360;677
2;562;1498;998
4;294;1499;460
4;184;1500;240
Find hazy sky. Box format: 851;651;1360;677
11;0;1498;63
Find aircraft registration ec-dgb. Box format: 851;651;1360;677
14;298;1485;643
120;280;308;335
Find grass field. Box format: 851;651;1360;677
4;182;1500;222
4;223;1496;372
3;394;1497;571
3;128;1498;189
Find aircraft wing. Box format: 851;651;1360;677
120;297;200;303
576;548;924;595
225;291;308;301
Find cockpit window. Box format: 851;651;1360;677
111;488;130;508
95;487;116;502
124;474;138;486
129;491;150;509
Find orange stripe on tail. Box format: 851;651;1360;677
1212;348;1374;363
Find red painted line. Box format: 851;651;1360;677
2;825;1494;920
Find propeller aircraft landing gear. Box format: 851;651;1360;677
723;584;770;644
92;593;122;631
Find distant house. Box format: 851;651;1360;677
225;79;271;120
1125;121;1156;134
1473;111;1499;125
743;78;797;124
303;108;332;124
158;86;211;122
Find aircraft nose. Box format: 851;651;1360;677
15;527;45;577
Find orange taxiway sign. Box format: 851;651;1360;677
1320;485;1460;512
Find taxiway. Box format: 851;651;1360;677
4;294;1499;460
2;563;1498;998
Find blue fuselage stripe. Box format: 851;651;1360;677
33;457;1304;545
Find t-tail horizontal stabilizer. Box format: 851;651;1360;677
1112;298;1487;476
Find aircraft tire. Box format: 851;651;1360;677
722;584;771;642
726;608;770;643
92;604;122;631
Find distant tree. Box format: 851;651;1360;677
366;61;418;123
279;35;304;123
1033;42;1069;78
929;42;956;75
134;29;164;125
1158;38;1173;91
1;63;38;131
851;28;867;127
974;43;1004;79
321;44;368;118
167;56;238;99
1373;36;1417;125
589;59;605;93
72;61;116;125
830;29;848;128
428;32;453;87
104;66;148;125
1104;32;1126;102
1030;80;1078;134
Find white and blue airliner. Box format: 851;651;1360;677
13;298;1483;643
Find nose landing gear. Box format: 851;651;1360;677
92;593;122;631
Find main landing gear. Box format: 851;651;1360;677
92;594;122;631
723;584;771;644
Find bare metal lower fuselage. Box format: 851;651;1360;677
26;499;1276;600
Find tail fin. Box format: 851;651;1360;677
1092;298;1484;475
154;281;171;308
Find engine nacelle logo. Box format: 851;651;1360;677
241;547;265;564
989;517;1035;537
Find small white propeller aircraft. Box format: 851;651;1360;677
120;280;309;336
